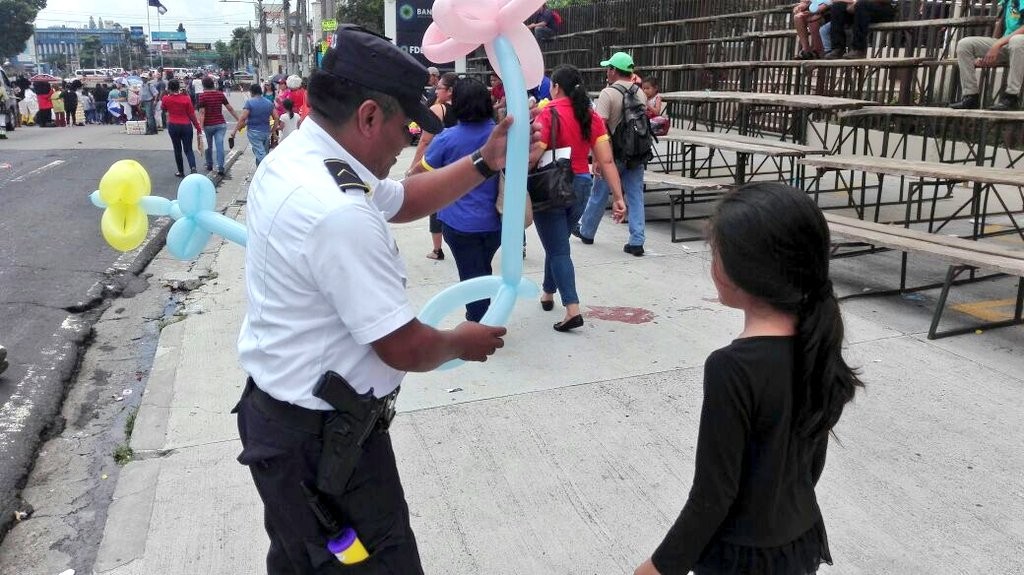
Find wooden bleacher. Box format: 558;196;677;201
826;213;1024;339
462;0;1022;336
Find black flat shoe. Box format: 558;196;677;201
553;315;583;332
174;172;184;178
540;298;554;311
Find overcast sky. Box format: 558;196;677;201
36;0;262;44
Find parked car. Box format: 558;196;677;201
231;71;255;91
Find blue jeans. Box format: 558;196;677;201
143;100;157;133
441;224;501;322
579;160;645;246
204;124;227;170
821;22;833;52
248;130;271;165
533;174;591;306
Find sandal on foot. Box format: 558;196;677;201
426;249;445;260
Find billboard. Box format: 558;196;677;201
187;42;212;50
152;31;187;41
394;0;435;68
130;26;145;41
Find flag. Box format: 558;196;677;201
148;0;168;15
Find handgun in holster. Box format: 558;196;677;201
313;370;385;495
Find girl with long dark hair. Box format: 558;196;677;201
532;65;625;332
634;182;863;575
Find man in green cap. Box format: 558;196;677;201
577;51;650;256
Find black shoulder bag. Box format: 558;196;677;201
526;108;577;212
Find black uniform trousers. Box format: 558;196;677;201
235;380;424;574
829;1;897;52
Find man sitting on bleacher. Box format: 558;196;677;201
824;0;898;60
950;0;1024;111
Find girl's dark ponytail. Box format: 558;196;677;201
794;281;861;438
710;183;863;440
551;65;592;140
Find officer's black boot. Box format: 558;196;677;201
949;94;980;110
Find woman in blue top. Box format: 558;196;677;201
414;78;501;322
230;83;279;166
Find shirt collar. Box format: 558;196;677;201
302;116;382;194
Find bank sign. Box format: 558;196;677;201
395;1;438;67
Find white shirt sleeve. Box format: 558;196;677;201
371;178;405;221
301;202;414;345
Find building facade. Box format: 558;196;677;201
34;26;127;61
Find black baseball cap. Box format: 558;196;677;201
322;25;442;134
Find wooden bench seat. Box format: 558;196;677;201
553;27;623;39
666;129;829;156
643;172;731;242
638;5;790;28
825;213;1024;338
798;155;1021;186
839;105;1024;122
664;132;808;157
869;15;996;31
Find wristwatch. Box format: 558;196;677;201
471;149;498;179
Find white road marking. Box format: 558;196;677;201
11;160;66;182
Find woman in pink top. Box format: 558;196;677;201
161;79;203;177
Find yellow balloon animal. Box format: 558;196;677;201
98;160;152;252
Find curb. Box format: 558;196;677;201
92;148;252;573
0;147;247;541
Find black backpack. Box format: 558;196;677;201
609;83;655;169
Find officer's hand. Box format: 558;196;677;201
453;322;507;362
479;116;546;170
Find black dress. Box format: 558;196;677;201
652;336;833;575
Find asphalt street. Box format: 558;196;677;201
0;94;247;537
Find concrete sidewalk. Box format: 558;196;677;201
92;147;1024;574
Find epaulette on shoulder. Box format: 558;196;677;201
323;158;370;195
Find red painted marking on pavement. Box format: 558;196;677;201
586;306;655;324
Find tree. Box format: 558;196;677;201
176;22;185;34
43;53;67;73
0;0;47;59
228;27;255;72
88;16;96;29
80;34;102;67
336;0;384;34
214;40;234;71
98;17;104;29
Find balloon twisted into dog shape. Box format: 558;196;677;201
418;0;546;369
89;160;246;260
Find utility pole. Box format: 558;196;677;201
257;0;269;80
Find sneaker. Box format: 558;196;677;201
572;225;594;245
623;244;645;257
823;48;845;60
949;94;980;110
217;170;225;177
989;93;1020;111
843;49;867;60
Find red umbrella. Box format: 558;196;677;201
29;73;61;83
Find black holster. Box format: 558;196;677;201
313;371;397;495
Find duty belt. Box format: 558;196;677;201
244;378;399;435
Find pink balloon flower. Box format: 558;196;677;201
422;0;546;88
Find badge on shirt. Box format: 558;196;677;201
324;159;371;197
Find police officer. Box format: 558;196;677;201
235;25;539;574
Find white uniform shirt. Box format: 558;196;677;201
237;118;413;410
